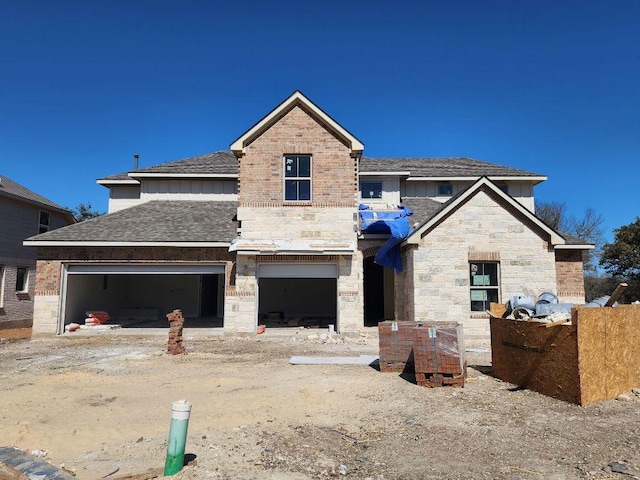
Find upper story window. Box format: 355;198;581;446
438;183;453;196
497;184;509;194
470;262;499;312
284;155;311;201
16;267;28;293
360;181;383;200
39;211;50;234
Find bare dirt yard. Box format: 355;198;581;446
1;329;639;480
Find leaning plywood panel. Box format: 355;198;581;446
576;305;640;405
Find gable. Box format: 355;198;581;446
230;91;364;157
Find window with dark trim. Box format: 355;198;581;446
39;211;50;234
438;183;453;196
16;267;28;293
497;184;509;194
470;262;499;311
284;155;311;201
360;181;383;199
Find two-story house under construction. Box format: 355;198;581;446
25;92;591;338
1;175;74;338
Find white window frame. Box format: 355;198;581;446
469;262;500;312
39;210;50;234
284;155;312;202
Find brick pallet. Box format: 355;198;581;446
378;321;466;387
377;321;415;372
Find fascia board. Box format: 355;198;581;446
128;173;238;179
97;179;140;185
359;171;411;176
406;176;547;182
555;244;595;250
23;241;231;247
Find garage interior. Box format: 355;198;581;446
257;263;337;329
62;264;225;330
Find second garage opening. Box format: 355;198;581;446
257;263;337;329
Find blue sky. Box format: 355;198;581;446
1;1;638;242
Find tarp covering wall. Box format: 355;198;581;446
359;205;413;273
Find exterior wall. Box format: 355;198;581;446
555;249;586;304
409;190;557;336
238;105;357;208
0;196;72;336
401;180;536;211
141;179;237;202
32;246;235;333
230;104;363;332
237;206;356;244
108;185;141;213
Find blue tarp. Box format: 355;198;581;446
359;204;414;273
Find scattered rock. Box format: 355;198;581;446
617;394;632;402
632;388;640;396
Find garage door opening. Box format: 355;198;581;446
61;264;225;331
257;263;337;329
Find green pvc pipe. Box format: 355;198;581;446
164;399;192;476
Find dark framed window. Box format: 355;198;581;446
39;211;50;234
361;181;383;199
438;183;453;196
469;262;499;311
16;267;28;293
497;184;509;194
284;155;311;201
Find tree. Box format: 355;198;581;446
600;217;640;302
536;201;605;272
69;202;104;222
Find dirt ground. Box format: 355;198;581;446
1;329;639;480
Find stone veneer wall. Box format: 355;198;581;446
408;190;558;330
555;249;586;304
32;247;235;334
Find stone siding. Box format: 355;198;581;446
409;191;558;333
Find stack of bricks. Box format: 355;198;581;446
378;321;416;372
166;309;185;355
413;323;466;388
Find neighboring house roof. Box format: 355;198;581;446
230;90;365;156
404;177;589;249
24;201;238;246
0;175;72;215
360;157;546;181
97;151;238;184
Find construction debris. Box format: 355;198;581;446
166;309;185;355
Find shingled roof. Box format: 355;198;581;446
26;201;238;244
99;151;238;181
0;175;70;213
360;157;544;178
99;151;543;182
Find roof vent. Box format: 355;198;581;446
134;154;139;170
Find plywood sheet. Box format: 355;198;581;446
490;317;580;404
